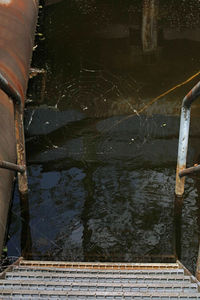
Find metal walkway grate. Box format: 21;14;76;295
0;259;199;299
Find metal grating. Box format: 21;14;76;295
5;271;192;283
19;260;180;270
0;279;198;292
0;259;199;299
0;289;200;299
13;266;185;275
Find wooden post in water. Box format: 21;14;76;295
142;0;159;53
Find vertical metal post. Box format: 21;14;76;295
196;242;200;281
174;196;183;260
14;104;28;196
175;106;190;196
14;103;32;257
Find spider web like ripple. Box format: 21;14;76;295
62;62;143;118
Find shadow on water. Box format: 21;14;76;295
6;0;200;274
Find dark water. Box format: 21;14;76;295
7;0;200;273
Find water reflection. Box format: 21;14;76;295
82;166;174;261
7;0;200;274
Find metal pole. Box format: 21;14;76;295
196;242;200;281
175;81;200;196
15;104;31;256
174;195;183;260
14;104;28;196
175;106;190;196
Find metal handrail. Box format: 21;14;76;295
175;81;200;196
175;81;200;280
0;73;28;195
0;73;21;105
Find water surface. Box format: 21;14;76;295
7;0;200;273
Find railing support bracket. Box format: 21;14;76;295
0;160;25;174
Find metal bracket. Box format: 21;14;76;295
0;160;25;174
29;67;46;104
179;164;200;178
29;67;46;78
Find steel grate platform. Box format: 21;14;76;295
0;259;199;299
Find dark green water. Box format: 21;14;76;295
7;0;200;273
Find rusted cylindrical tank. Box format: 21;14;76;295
0;0;38;254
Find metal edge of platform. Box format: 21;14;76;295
177;260;200;292
0;257;23;280
0;289;200;298
19;260;180;270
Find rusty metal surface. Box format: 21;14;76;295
0;90;16;254
179;164;200;178
0;0;39;254
14;105;28;195
183;81;200;108
0;159;25;173
0;0;38;105
20;260;179;270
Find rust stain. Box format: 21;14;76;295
175;164;186;196
0;43;27;80
20;261;178;270
0;0;38;253
0;0;38;105
0;64;24;101
0;90;13;112
185;89;193;101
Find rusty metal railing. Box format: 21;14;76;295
0;73;28;195
175;81;200;197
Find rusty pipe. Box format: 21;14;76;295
175;81;200;196
183;81;200;108
0;160;25;174
179;164;200;178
